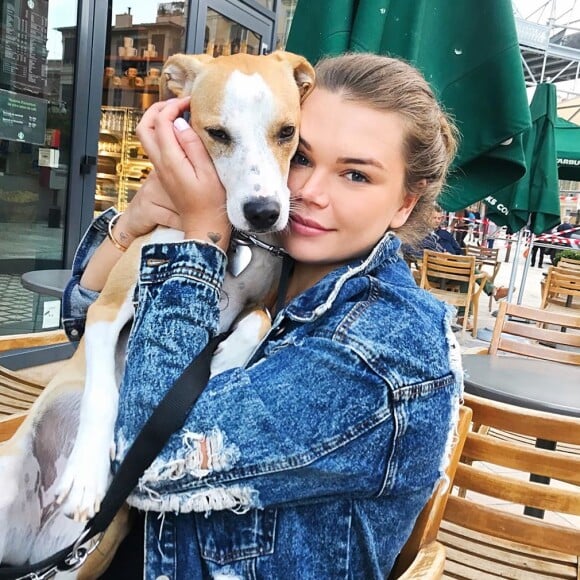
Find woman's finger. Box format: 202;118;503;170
137;97;191;168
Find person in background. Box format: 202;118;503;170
62;53;463;579
485;218;499;249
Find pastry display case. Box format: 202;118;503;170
96;106;152;213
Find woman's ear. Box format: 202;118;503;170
389;193;420;230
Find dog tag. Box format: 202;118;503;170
228;243;253;277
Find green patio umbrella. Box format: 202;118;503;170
486;83;561;235
286;0;532;211
555;116;580;181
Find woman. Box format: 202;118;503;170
63;53;462;578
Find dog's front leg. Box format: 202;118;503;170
56;292;135;521
56;237;145;522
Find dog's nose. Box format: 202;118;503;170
243;200;280;231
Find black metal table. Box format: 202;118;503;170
20;269;72;299
462;354;580;418
462;354;580;517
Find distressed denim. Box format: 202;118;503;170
63;213;463;579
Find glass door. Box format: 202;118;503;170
0;0;79;334
97;1;188;214
195;0;274;57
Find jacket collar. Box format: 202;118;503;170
283;232;402;323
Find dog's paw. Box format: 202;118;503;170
210;308;271;377
55;445;111;522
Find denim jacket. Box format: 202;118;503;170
63;209;463;579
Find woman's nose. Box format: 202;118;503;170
295;171;329;207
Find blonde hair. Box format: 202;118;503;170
314;53;458;246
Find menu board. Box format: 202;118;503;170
0;88;47;145
1;0;49;94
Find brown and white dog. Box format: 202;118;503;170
0;51;314;570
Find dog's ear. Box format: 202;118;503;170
160;53;214;99
269;51;315;102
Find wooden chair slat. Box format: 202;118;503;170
444;546;575;579
444;495;580;554
0;412;26;442
0;329;68;352
454;463;580;515
462;432;580;485
464;394;580;444
441;520;578;562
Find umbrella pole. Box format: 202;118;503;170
506;229;525;302
517;232;535;305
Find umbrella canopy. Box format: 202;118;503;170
485;83;561;235
286;0;531;211
555;116;580;181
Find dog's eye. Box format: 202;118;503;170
278;125;296;141
207;128;231;144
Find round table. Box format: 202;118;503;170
20;269;72;298
462;354;580;418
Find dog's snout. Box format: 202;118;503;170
243;200;281;231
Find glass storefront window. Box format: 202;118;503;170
204;7;261;57
0;0;78;334
251;0;274;9
276;0;297;50
97;1;187;213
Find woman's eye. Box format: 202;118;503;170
291;151;310;166
345;171;369;183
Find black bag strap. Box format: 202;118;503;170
0;333;225;580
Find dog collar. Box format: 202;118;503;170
227;232;288;277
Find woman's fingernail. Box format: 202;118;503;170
174;117;190;132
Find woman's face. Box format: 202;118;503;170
280;88;418;266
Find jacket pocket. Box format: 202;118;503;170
196;507;277;564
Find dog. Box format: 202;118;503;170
0;51;314;572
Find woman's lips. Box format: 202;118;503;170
290;215;331;236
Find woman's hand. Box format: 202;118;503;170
136;97;230;251
114;170;181;248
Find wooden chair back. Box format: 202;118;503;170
419;250;487;336
390;406;472;579
541;266;580;312
440;394;580;578
488;301;580;365
464;245;501;281
557;256;580;272
0;329;68;419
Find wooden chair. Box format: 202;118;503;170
464;245;501;310
541;266;580;313
389;405;472;579
419;250;487;337
440;394;580;579
0;329;69;418
488;301;580;365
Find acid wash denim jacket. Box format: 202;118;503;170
63;208;463;579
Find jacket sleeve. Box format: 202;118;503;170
115;241;457;515
61;208;118;341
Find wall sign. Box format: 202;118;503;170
0;88;47;145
